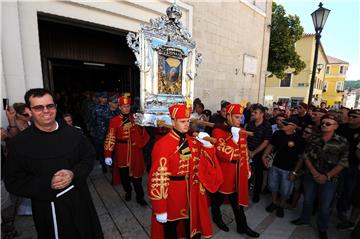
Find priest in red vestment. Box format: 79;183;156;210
211;103;260;237
149;103;223;239
104;96;149;205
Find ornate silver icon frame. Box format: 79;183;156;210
127;3;202;126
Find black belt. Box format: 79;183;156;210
228;160;238;164
116;140;129;144
169;175;188;181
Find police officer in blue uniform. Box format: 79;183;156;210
89;92;114;173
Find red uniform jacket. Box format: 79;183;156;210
212;125;251;207
149;130;223;239
104;114;149;185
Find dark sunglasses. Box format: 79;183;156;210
281;120;296;126
30;103;57;112
321;122;337;127
20;113;30;117
303;130;312;134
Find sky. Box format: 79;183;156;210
274;0;360;81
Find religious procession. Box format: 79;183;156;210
1;1;359;239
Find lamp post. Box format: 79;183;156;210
308;2;330;105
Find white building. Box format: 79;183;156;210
343;89;360;109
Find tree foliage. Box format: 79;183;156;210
268;2;306;79
345;80;360;90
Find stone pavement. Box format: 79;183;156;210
14;166;352;239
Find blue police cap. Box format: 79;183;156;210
96;91;108;98
108;95;118;103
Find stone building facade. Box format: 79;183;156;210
1;0;271;125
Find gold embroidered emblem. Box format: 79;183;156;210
104;128;116;151
149;157;171;200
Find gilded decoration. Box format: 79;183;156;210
150;157;171;200
104;128;116;151
127;3;202;127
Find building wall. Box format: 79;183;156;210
1;0;272;120
264;35;327;107
322;63;348;107
1;0;191;106
188;0;272;111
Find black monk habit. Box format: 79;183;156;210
4;123;103;239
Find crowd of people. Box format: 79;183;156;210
1;89;360;239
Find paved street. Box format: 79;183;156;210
14;166;352;239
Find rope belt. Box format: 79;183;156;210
51;185;75;239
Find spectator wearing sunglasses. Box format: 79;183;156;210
262;117;305;218
5;103;31;137
291;114;349;239
335;109;360;230
4;103;33;217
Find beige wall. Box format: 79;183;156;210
187;0;272;111
1;0;192;103
2;0;271;118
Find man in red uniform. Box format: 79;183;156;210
149;104;223;239
211;103;260;237
104;96;149;205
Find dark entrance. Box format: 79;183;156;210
37;13;139;127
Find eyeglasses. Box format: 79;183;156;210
349;115;359;119
30;103;57;112
281;120;296;126
303;130;312;134
321;122;337;127
20;113;30;117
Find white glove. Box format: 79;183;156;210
231;127;240;142
156;212;167;223
105;157;112;166
196;132;213;147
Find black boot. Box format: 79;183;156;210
211;192;229;232
318;230;328;239
229;194;259;238
125;191;132;201
119;167;132;201
213;217;229;232
133;177;147;206
211;203;229;231
237;224;260;238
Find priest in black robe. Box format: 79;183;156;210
4;88;103;239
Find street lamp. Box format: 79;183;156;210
308;2;330;105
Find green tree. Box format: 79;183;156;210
268;2;306;79
345;80;360;90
